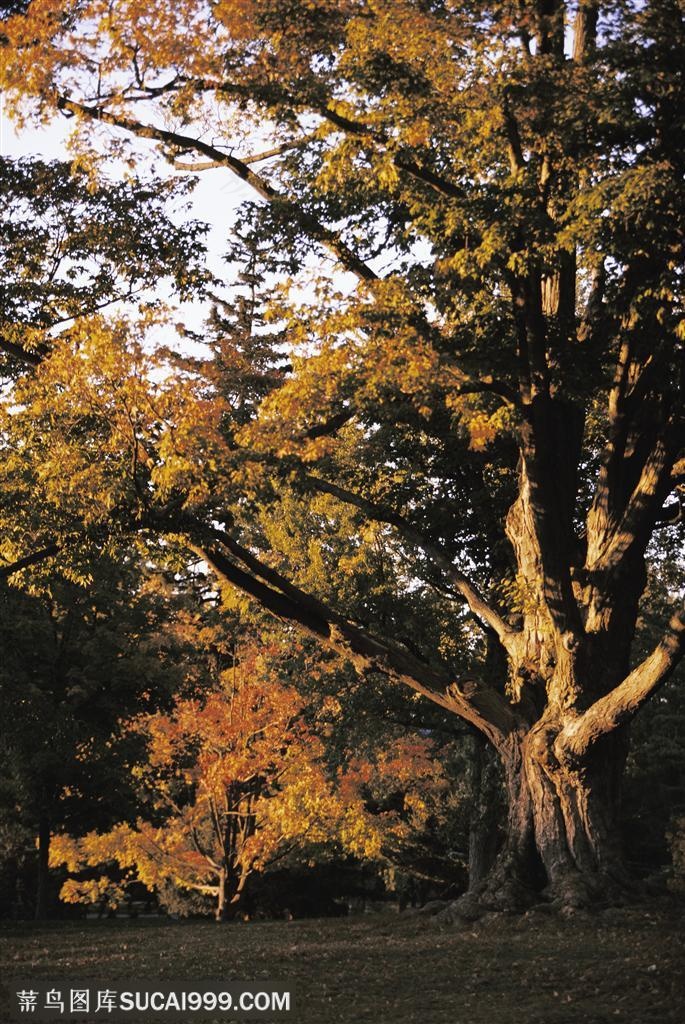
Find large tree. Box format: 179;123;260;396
1;1;683;913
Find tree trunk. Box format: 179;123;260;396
461;708;633;917
34;814;50;921
450;429;637;916
471;731;541;910
525;727;618;902
215;864;249;922
215;867;230;922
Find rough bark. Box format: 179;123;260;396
446;445;681;916
451;710;634;917
478;731;540;909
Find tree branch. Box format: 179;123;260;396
168;77;464;201
301;473;517;650
502;93;525;177
572;1;599;63
588;435;676;574
177;880;220;896
0;333;46;366
561;606;685;755
0;542;61;580
57;96;378;284
182;530;518;748
300;368;519;442
174;136;315;172
311;101;463;200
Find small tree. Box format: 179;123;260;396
52;647;380;921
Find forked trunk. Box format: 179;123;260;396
460;432;639;913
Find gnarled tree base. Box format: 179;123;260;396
434;859;641;926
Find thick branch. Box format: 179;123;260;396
588;435;676;574
302;408;355;440
0;542;61;579
572;1;599;63
178;881;220;896
562;607;685;755
183;532;518;747
516;403;585;638
0;334;45;366
502;94;525;176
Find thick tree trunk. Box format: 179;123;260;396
460;710;633;917
450;427;636;916
34;814;50;921
471;732;541;910
523;718;629;905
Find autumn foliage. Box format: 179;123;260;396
52;648;366;918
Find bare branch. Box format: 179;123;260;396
82;72;464;201
241;137;316;164
173;159;224;172
174;136;315;172
175;880;220;896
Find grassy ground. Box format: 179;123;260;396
0;906;683;1024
